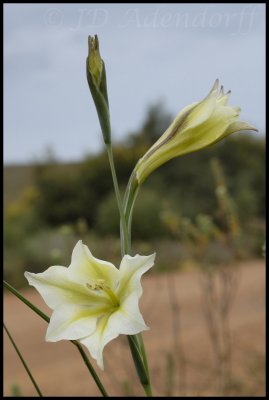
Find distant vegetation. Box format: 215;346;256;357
4;103;265;287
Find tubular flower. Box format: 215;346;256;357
135;79;258;184
25;241;155;369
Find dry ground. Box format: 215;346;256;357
4;260;265;397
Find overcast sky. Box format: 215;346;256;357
4;3;265;164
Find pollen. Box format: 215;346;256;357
86;280;119;307
86;279;108;291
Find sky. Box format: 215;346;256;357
4;3;265;164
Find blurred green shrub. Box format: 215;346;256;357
96;188;170;239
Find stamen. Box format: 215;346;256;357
86;280;119;307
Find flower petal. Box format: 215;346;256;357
80;292;149;370
148;80;219;158
117;253;155;300
25;266;108;310
110;292;149;335
68;241;120;290
160;80;220;146
184;79;219;130
143;102;198;156
167;102;240;157
217;90;230;106
80;314;113;370
223;121;258;136
46;303;101;341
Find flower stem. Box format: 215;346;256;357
4;322;43;397
106;143;128;255
72;341;108;397
3;280;49;323
137;332;150;377
103;113;152;397
122;174;153;396
3;281;108;397
144;383;153;397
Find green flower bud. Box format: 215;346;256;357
86;35;111;144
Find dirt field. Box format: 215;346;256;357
4;259;265;397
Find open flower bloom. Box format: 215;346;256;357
25;241;155;369
135;79;258;184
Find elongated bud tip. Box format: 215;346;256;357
87;35;103;87
88;34;99;53
209;78;219;95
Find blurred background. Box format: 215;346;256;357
4;3;265;397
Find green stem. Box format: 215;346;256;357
105;142;152;396
106;143;128;255
127;335;148;384
4;280;49;323
3;281;108;397
137;332;150;377
72;341;108;397
4;322;43;397
123;171;140;248
144;383;153;397
121;174;153;396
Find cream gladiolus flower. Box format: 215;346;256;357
25;240;155;369
135;79;258;184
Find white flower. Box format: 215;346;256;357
24;241;155;369
135;79;258;184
